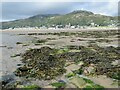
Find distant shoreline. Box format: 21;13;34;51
0;27;118;33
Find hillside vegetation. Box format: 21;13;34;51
1;10;119;29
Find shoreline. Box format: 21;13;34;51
0;28;119;88
0;27;118;33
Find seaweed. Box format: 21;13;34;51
14;46;66;80
51;82;66;88
16;42;23;44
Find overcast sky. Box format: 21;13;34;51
1;0;119;22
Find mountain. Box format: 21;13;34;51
1;10;119;29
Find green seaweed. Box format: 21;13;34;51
51;82;66;88
23;84;40;90
65;72;75;78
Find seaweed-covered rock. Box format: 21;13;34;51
14;46;66;80
60;47;105;65
14;45;120;80
83;64;96;75
1;74;17;89
60;45;120;80
66;45;85;50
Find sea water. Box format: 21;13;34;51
0;32;34;80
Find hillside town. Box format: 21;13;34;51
6;22;117;30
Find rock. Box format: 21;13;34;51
4;81;17;89
111;60;119;66
1;74;17;89
16;85;24;88
78;61;84;66
87;66;95;74
43;85;56;88
69;76;86;88
66;83;77;88
84;65;96;75
65;64;80;74
58;80;66;83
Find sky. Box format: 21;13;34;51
1;0;120;22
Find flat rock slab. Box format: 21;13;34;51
69;76;86;88
65;64;80;74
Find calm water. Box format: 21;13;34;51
0;32;34;47
0;32;35;80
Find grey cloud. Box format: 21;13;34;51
1;2;118;21
2;2;81;21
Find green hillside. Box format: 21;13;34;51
1;10;119;29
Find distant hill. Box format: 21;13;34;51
1;10;119;29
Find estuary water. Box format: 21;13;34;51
0;32;35;80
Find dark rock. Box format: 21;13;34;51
1;74;16;89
